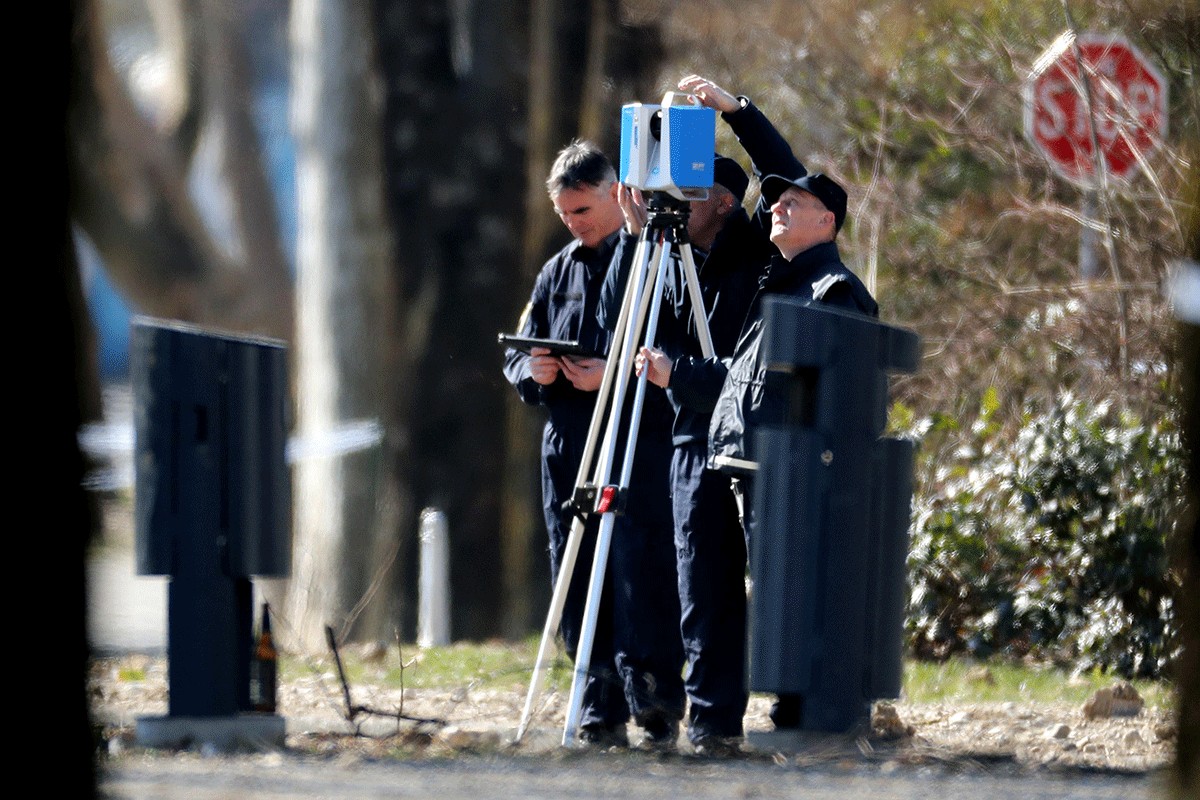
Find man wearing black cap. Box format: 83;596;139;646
637;76;877;740
606;74;807;756
708;170;877;736
706;172;878;476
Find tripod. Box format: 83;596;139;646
516;191;715;745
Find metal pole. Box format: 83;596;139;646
680;242;715;359
1079;190;1099;280
417;508;450;648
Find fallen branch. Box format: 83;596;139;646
325;625;446;733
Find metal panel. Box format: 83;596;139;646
748;300;919;732
130;317;290;716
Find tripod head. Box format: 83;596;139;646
644;190;693;215
643;190;695;239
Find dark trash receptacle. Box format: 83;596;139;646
748;298;919;733
132;317;291;717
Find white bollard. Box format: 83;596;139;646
418;507;451;647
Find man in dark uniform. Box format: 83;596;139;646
503;140;632;746
611;75;807;755
637;78;877;740
710;170;878;731
705;171;878;473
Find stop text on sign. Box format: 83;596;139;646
1022;31;1168;185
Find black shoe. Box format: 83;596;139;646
578;722;629;749
691;734;744;758
769;694;803;729
636;715;679;753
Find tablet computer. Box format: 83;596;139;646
497;333;602;358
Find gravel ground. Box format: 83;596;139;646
85;486;1180;798
90;655;1178;800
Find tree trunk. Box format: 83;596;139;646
68;0;293;341
371;0;663;641
372;0;531;641
284;0;403;652
499;1;664;637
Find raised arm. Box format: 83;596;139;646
678;75;806;227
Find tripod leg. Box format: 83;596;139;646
562;232;676;744
678;242;716;359
593;238;664;485
515;233;656;742
573;235;657;503
515;512;586;741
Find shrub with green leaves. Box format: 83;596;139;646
902;391;1185;678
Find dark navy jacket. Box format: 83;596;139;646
503;231;622;432
656;210;767;445
700;242;879;473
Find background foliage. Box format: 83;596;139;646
901;391;1183;677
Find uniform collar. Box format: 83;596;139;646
762;240;841;289
568;229;621;262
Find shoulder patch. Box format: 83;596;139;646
516;300;534;332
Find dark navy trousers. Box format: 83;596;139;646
542;421;628;730
671;442;749;741
542;417;686;730
613;425;686;726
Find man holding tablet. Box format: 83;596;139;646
502;140;634;748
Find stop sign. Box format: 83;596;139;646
1023;31;1168;185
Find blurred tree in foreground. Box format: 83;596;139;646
1168;134;1198;800
61;6;102;793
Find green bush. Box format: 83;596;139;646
902;391;1185;678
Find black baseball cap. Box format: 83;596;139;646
712;155;749;203
760;172;848;232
